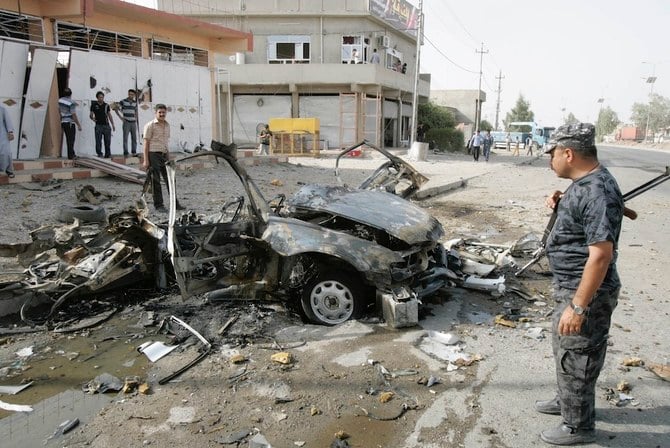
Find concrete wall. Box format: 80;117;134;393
430;89;487;125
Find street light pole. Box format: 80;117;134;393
475;43;488;132
409;0;423;144
644;75;657;142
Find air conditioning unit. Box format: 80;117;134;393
377;35;390;48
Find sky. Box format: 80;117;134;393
421;0;669;128
124;0;668;128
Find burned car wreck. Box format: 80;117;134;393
167;141;450;326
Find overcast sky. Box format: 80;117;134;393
422;0;669;128
124;0;667;128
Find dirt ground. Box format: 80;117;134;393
1;150;668;448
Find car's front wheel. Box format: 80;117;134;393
301;270;365;326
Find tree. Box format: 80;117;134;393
480;119;493;131
631;93;670;137
418;102;456;129
503;94;534;130
418;102;464;152
564;112;579;125
595;106;619;141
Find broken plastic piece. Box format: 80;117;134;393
0;381;34;395
137;341;179;362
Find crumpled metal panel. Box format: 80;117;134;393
263;216;403;285
287;185;443;245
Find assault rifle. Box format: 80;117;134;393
515;166;670;276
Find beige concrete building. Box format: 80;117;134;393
0;0;251;158
157;0;431;149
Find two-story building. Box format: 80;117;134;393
157;0;431;149
0;0;251;159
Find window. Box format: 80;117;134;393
150;40;208;67
0;10;43;43
341;35;370;64
56;23;141;57
267;36;310;64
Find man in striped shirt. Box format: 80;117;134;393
58;88;82;160
115;89;138;156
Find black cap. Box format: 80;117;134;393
544;122;596;153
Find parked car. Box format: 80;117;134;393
167;141;449;325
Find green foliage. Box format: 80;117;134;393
427;128;465;152
418;102;456;129
630;93;670;135
480;119;493;132
564;112;579;125
595;107;619;141
503;94;534;129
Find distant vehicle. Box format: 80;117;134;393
616;126;643;142
491;122;555;150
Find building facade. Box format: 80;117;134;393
157;0;431;149
0;0;251;159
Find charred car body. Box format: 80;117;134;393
167;141;449;325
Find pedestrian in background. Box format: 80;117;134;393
115;89;138;156
482;130;493;162
468;130;483;161
90;91;115;158
258;124;273;156
142;104;184;212
505;132;512;151
351;48;360;64
536;123;623;446
0;104;15;178
58;88;82;160
513;136;520;156
526;134;534;156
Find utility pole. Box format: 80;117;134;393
494;71;504;131
410;0;423;144
475;42;488;132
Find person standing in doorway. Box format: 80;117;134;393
0;104;15;178
142;104;184;212
58;88;82;160
258;124;273;156
115;89;138;156
468;130;483;161
536;123;623;446
90;91;115;158
351;48;360;64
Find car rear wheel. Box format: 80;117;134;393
301;270;365;326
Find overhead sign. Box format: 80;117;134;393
369;0;419;37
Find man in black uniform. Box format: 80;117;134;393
535;123;623;445
89;91;115;158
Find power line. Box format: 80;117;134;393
423;34;478;74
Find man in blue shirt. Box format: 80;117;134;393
58;88;82;160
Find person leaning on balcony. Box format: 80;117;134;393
351;48;360;64
370;48;380;64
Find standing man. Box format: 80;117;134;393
90;91;115;158
142;104;183;212
505;132;512;152
0;104;15;178
482;130;493;162
370;48;380;64
58;88;82;160
526;134;534;156
536;123;623;446
115;89;138;156
351;48;360;64
258;124;273;156
468;130;483;161
513;136;521;156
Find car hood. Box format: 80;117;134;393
287;185;443;244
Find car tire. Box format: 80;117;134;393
301;269;366;326
57;204;107;223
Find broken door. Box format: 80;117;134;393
0;40;29;159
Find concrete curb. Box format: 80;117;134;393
415;178;469;200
